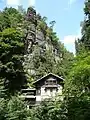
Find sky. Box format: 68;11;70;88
0;0;85;54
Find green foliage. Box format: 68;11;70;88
64;51;90;120
0;28;26;95
0;6;80;120
64;52;90;96
6;96;27;120
66;95;90;120
0;98;7;120
0;7;23;31
76;0;90;52
23;6;74;85
64;2;90;113
25;43;73;83
0;96;28;120
37;17;47;37
27;100;67;120
49;20;56;29
0;78;8;98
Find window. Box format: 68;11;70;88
49;80;53;85
27;92;33;95
37;89;41;95
45;79;57;85
45;89;47;92
53;80;57;85
50;89;53;92
45;80;48;85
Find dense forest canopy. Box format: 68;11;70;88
0;6;74;92
0;0;90;119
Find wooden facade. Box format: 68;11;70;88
21;73;64;107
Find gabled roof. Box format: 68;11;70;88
33;73;64;84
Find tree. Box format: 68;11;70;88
49;20;56;29
0;7;23;31
64;51;90;120
6;96;28;120
76;0;90;52
0;98;7;120
28;99;68;120
67;95;90;120
0;78;8;98
64;0;90;117
64;52;90;96
0;28;26;95
0;96;28;120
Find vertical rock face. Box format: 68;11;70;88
24;22;61;79
23;7;69;84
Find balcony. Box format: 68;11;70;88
45;84;58;88
21;88;36;99
45;80;58;88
